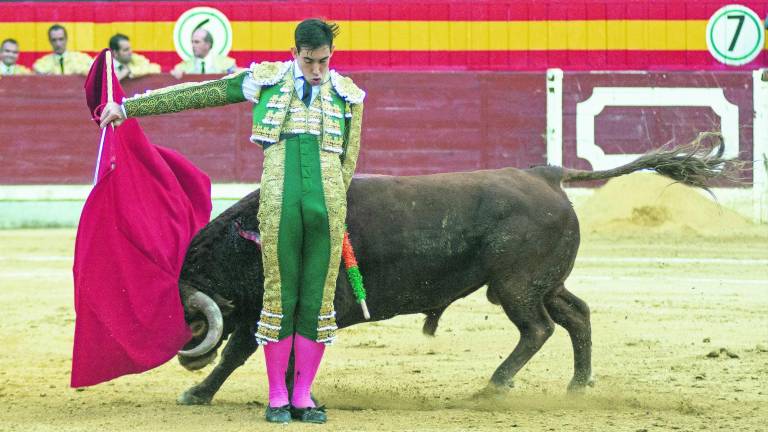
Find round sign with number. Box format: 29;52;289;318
706;5;765;66
173;7;233;61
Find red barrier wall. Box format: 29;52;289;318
0;73;547;184
0;71;757;185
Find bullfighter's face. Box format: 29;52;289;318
291;44;333;86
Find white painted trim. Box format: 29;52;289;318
0;183;259;201
0;185;92;201
575;87;740;170
753;69;768;223
546;68;564;167
210;183;259;199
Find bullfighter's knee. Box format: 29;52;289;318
302;201;329;233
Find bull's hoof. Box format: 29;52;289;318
472;381;514;400
177;387;213;405
566;376;596;394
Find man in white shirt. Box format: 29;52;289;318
32;24;92;75
109;33;160;81
171;28;236;79
0;39;31;75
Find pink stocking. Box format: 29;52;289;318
291;334;326;408
263;335;294;408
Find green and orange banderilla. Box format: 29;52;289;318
342;229;370;320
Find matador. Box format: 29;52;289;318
100;19;364;424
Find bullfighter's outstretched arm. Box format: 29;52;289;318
121;70;254;118
99;61;291;128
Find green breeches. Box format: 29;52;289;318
255;134;346;345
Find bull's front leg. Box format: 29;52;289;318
178;324;258;405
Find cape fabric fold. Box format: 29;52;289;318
71;49;212;387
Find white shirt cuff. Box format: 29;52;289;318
242;73;260;102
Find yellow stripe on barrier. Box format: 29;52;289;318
5;20;761;52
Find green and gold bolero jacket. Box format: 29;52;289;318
122;60;365;190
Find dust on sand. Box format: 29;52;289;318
1;175;766;431
577;172;766;238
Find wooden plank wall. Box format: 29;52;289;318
0;73;547;184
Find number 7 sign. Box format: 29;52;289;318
706;5;765;66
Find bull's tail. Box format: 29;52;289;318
561;132;743;191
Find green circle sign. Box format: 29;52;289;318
706;5;765;66
173;7;233;61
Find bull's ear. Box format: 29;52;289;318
212;293;236;316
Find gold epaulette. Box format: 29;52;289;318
329;70;366;104
249;61;292;86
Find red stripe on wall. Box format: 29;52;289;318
2;1;767;22
15;50;768;73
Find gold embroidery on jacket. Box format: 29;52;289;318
124;79;229;117
254;143;287;344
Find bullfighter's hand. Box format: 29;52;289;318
99;102;126;128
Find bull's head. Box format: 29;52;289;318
175;209;264;371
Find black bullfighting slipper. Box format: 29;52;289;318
265;404;291;423
290;405;327;424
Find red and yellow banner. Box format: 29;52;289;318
2;1;767;70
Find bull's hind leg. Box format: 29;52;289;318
178;325;259;405
545;287;593;392
489;280;555;390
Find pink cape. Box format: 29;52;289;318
71;50;212;387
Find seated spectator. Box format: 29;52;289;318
33;24;92;75
109;33;160;81
1;39;31;75
171;28;236;79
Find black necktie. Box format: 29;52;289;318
302;79;312;107
200;61;206;74
59;56;64;74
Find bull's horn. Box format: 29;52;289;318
178;291;224;357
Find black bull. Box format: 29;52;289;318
175;134;729;405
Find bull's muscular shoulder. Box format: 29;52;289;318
248;61;292;86
329;70;365;104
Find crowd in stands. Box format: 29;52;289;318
1;24;238;80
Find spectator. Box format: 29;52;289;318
171;28;236;79
109;33;160;81
1;39;31;75
33;24;92;75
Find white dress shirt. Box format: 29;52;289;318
0;62;17;75
292;60;320;104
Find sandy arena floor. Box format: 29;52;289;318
1;224;766;431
